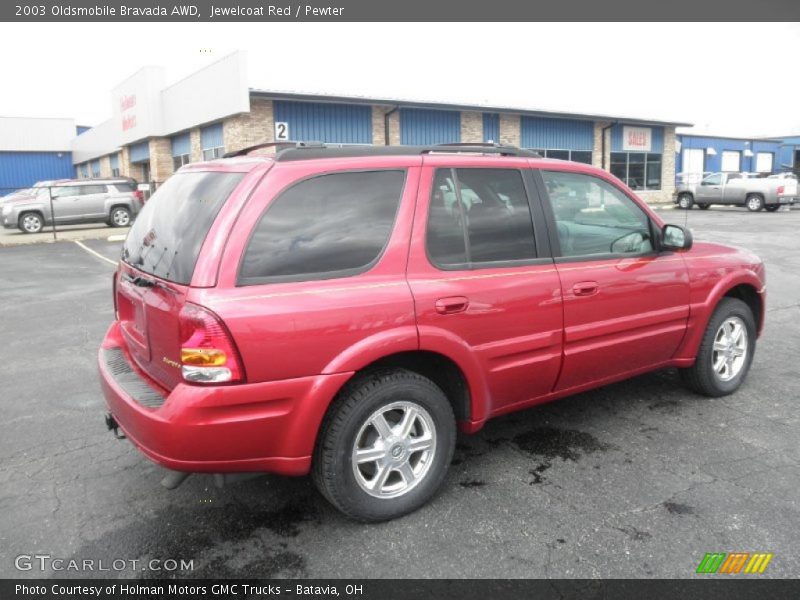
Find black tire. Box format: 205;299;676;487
18;212;44;234
745;194;764;212
764;205;780;213
698;203;710;210
679;298;756;397
677;194;694;210
109;206;131;228
312;368;456;522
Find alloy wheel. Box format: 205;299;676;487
712;316;748;382
351;401;437;499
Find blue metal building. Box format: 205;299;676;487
0;118;78;195
676;134;785;176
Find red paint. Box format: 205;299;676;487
98;153;766;476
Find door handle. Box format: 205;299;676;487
435;296;469;315
572;281;599;297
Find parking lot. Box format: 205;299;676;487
0;206;798;579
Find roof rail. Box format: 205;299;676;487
273;143;540;162
223;140;327;158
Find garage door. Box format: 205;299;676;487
682;148;704;177
273;101;372;144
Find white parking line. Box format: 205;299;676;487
74;240;118;267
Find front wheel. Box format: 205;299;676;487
679;298;756;397
746;194;764;212
677;194;694;210
19;212;44;234
765;205;780;213
313;369;456;522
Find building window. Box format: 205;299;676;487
201;123;224;161
531;149;593;165
110;153;120;178
202;147;224;161
173;154;191;171
610;152;662;190
755;152;773;173
721;150;741;172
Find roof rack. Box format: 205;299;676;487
273;143;540;162
222;140;327;158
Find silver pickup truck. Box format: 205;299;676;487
673;172;798;212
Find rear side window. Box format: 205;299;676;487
239;170;405;285
427;168;537;268
122;172;244;285
112;183;135;193
80;185;107;195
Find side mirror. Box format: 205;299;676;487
661;224;693;251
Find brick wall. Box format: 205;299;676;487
499;113;521;146
119;146;132;178
99;155;112;178
461;112;483;144
223;98;274;153
148;137;173;183
190;129;203;163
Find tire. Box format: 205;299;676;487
745;194;764;212
312;368;456;522
765;205;780;213
109;206;131;227
698;203;710;210
677;194;694;210
18;212;44;234
679;298;756;397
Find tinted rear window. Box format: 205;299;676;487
122;172;244;285
112;182;135;193
239;170;405;285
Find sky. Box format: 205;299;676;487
0;22;798;137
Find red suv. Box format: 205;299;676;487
99;144;766;521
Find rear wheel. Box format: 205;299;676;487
18;212;44;234
677;194;694;209
745;194;764;212
109;206;131;227
679;298;756;397
765;205;780;212
313;369;456;522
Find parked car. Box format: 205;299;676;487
99;144;766;522
674;171;797;211
1;178;144;233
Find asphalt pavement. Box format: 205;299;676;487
0;206;798;579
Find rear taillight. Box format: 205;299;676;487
777;185;785;195
133;190;144;202
178;303;244;384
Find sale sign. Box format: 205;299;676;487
622;126;652;152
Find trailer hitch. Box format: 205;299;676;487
104;412;126;439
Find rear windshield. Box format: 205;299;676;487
122;172;244;285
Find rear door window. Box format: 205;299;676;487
426;168;537;268
239;170;405;285
122;171;244;285
80;185;107;195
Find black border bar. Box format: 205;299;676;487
2;0;800;21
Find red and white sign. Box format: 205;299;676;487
622;126;652;152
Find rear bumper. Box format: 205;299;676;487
98;321;353;476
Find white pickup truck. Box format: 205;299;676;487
674;172;798;212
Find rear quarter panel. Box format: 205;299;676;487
192;157;423;384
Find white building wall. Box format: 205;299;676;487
0;117;76;151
